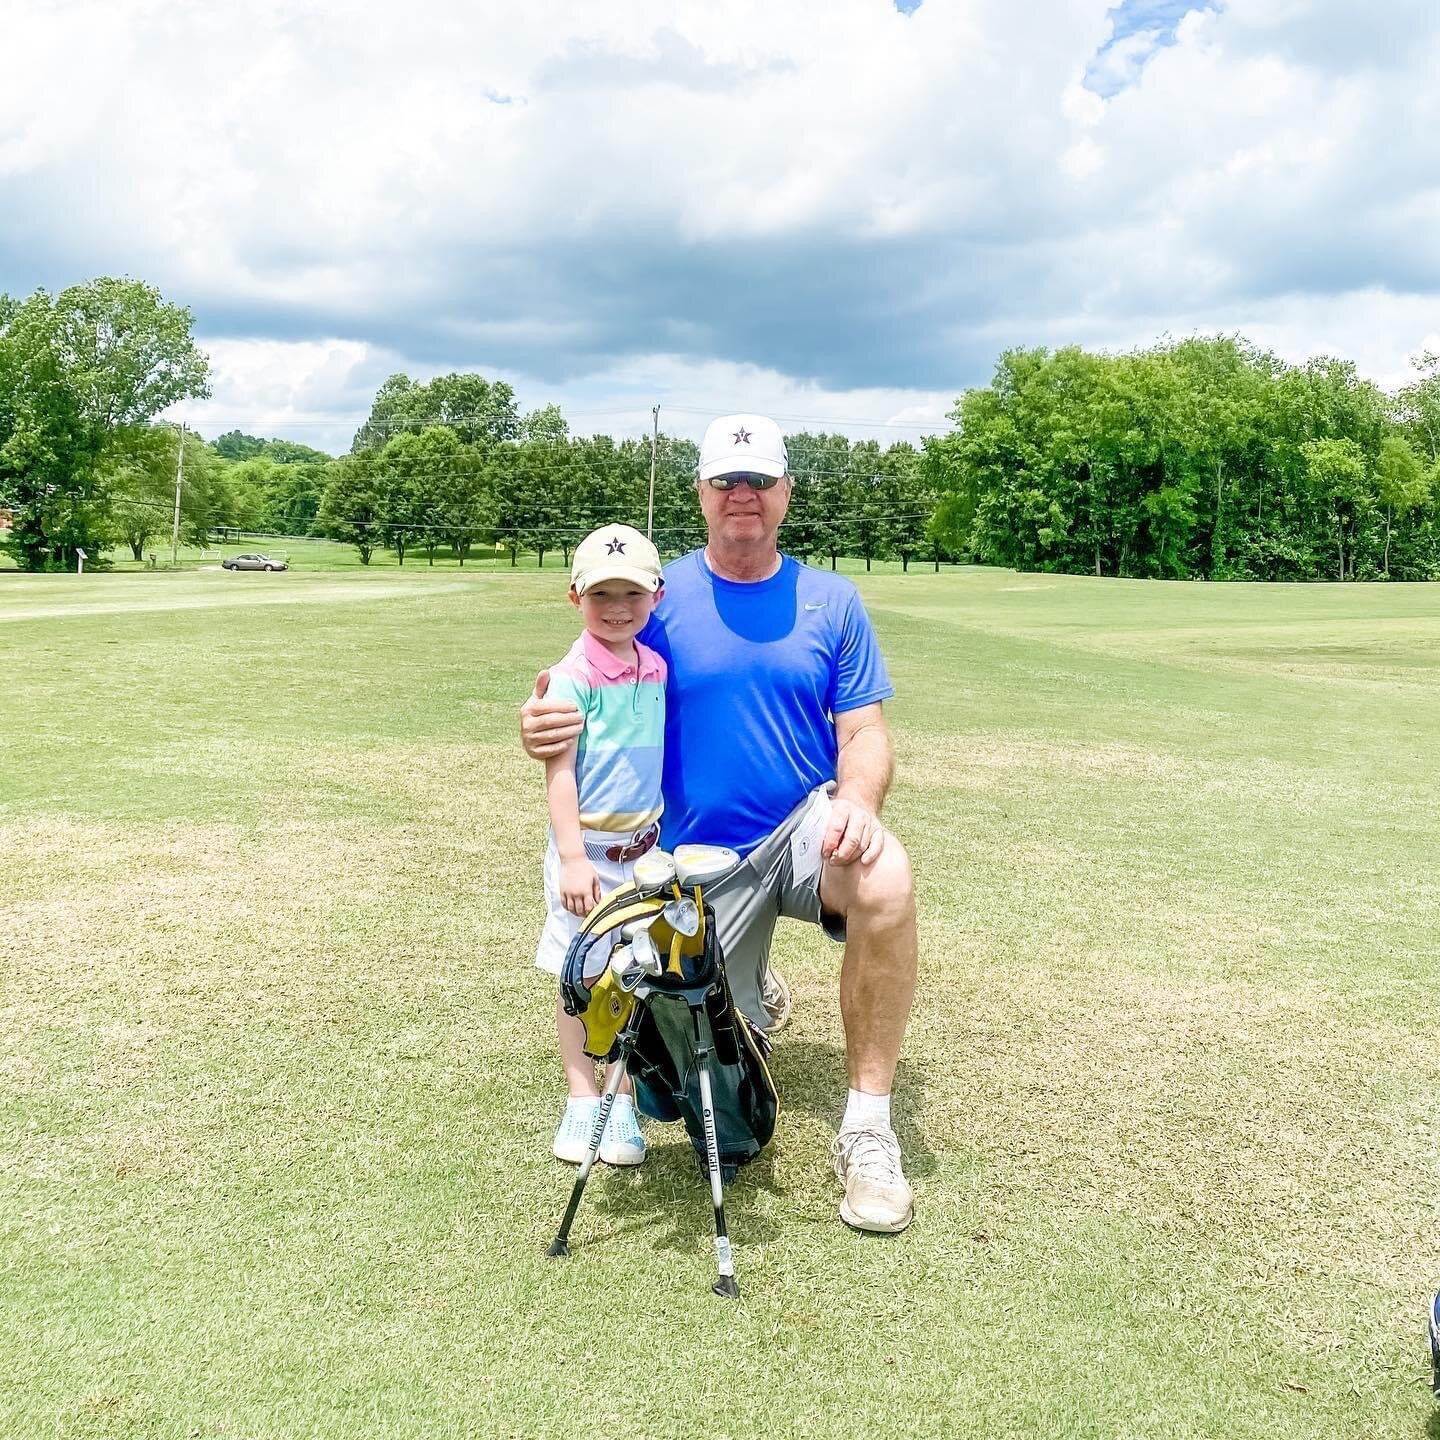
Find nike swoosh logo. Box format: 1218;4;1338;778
804;602;827;611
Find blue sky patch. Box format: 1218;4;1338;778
1085;1;1216;96
894;0;923;14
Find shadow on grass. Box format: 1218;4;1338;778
578;1135;786;1251
768;1039;939;1182
542;1039;938;1256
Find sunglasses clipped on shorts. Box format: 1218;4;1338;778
705;471;782;491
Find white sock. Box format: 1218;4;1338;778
841;1088;892;1132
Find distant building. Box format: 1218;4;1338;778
0;508;12;532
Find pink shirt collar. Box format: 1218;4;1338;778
581;629;664;682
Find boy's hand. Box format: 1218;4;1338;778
522;669;584;760
559;855;602;917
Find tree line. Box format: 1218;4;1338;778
924;337;1440;581
310;378;939;571
4;278;1438;581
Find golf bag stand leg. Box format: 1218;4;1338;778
547;1005;644;1259
692;1004;739;1299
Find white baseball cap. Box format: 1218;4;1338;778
570;524;663;595
697;413;788;484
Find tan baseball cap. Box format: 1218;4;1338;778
571;524;663;595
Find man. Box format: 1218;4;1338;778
521;413;918;1233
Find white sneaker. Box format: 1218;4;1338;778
598;1095;647;1167
830;1124;914;1233
761;966;793;1032
553;1097;600;1163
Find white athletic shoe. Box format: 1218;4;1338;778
830;1124;914;1233
761;966;793;1032
553;1097;601;1163
598;1095;646;1167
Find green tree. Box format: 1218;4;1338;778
0;278;210;569
0;302;88;570
216;456;281;533
648;435;703;561
1374;436;1428;578
521;404;569;444
204;436;331;535
212;430;266;461
377;426;479;565
848;440;892;571
351;373;519;453
318;454;386;564
266;462;327;535
927;336;1406;584
1302;438;1370;581
1397;352;1440;464
437;436;497;565
101;425;211;560
377;433;425;565
881;442;928;571
783;432;847;564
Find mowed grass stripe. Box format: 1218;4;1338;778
2;566;1439;1438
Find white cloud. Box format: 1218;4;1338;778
4;0;1440;436
166;339;958;454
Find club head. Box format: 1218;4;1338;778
662;895;701;937
631;928;662;976
632;849;677;896
608;941;639;982
673;844;740;890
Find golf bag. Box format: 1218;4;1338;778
548;848;779;1296
559;883;777;1176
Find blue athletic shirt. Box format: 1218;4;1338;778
639;551;893;856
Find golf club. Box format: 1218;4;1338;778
632;849;678;896
662;894;701;937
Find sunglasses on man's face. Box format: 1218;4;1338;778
705;471;782;491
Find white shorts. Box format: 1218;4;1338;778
533;826;661;978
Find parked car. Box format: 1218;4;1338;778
222;553;288;571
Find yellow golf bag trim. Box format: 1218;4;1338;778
559;879;708;1060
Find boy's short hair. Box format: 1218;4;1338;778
571;524;663;595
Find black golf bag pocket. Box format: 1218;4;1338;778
628;985;778;1170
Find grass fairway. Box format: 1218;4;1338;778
3;564;1439;1439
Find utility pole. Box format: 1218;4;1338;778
171;422;186;568
647;404;660;539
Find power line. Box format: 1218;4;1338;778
263;511;935;534
656;404;951;431
195;460;927;482
171;409;953;435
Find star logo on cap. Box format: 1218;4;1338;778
733;427;752;445
605;537;626;554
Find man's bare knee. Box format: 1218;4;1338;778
824;832;914;927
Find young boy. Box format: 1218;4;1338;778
533;523;666;1167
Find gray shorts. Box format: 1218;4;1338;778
708;784;847;1027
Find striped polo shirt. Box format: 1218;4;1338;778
547;629;666;834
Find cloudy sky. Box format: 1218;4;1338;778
3;0;1438;453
